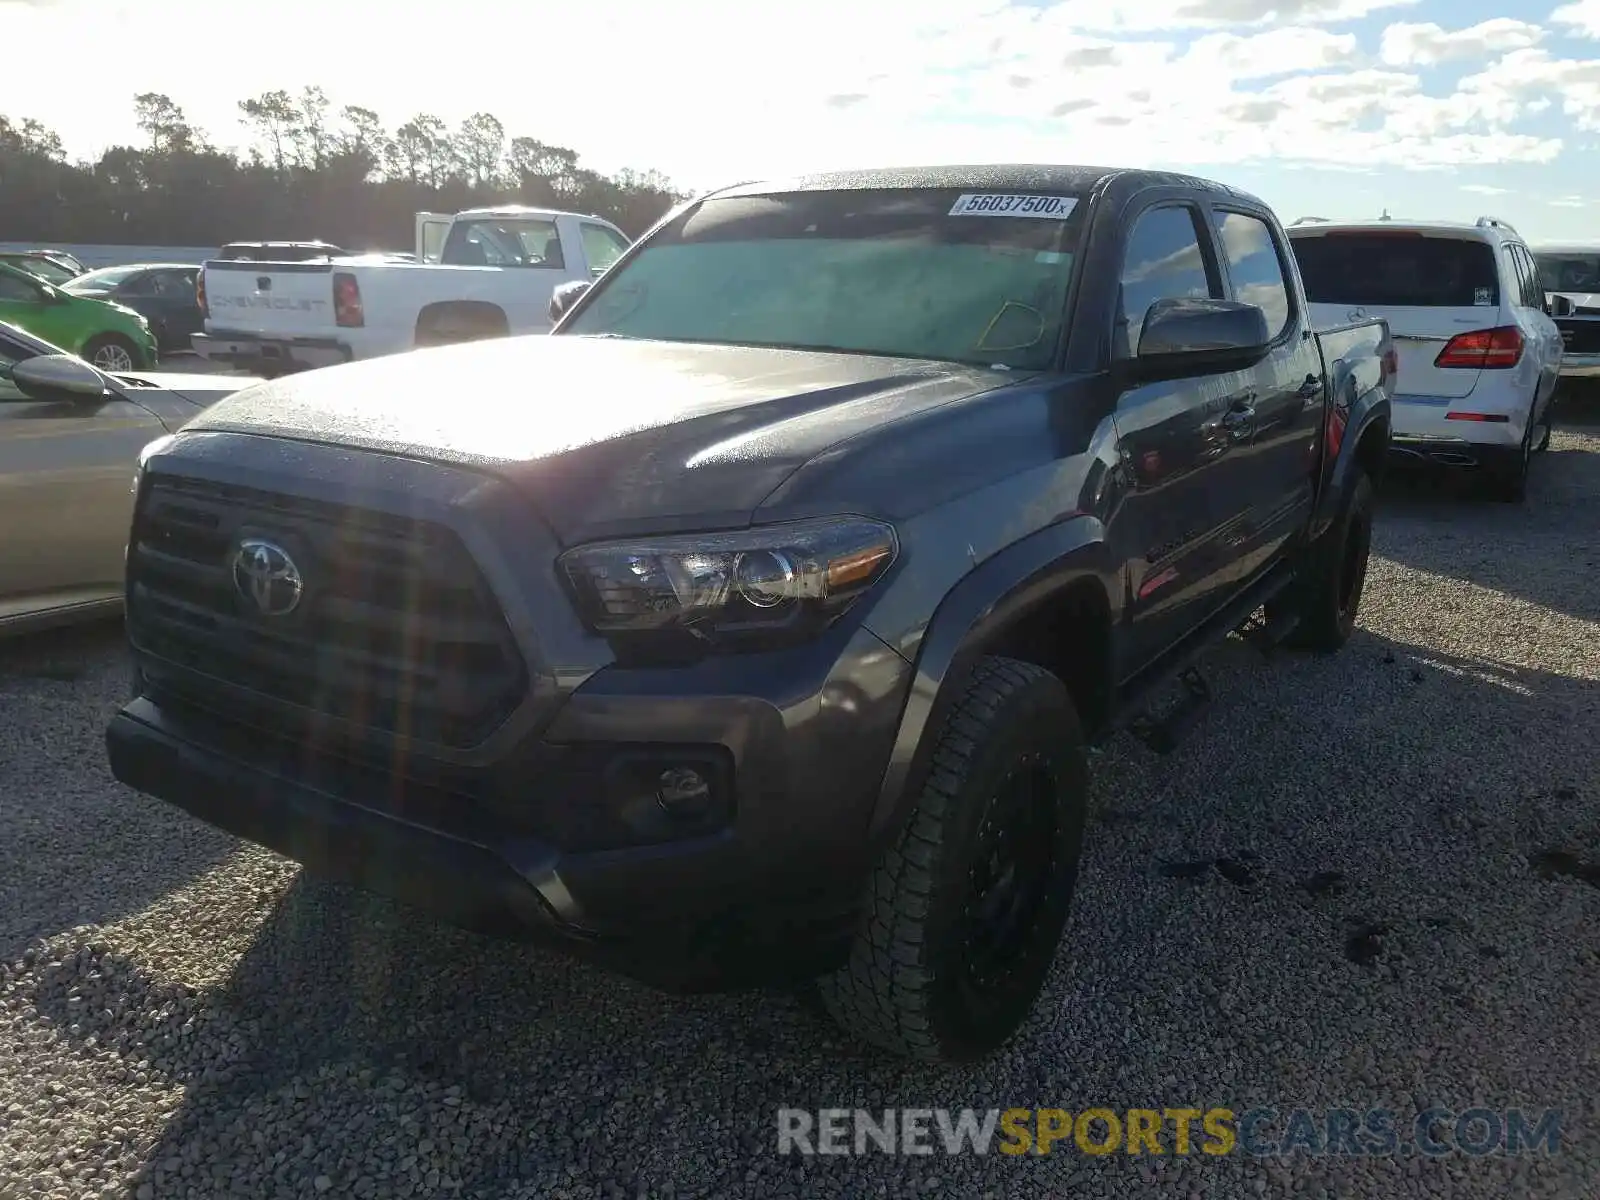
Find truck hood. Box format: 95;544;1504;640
178;334;1016;542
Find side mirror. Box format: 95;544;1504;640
8;354;109;403
1549;294;1574;318
1131;297;1271;378
549;279;592;324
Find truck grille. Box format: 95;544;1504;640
127;475;526;749
1557;318;1600;355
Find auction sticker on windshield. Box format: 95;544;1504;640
949;193;1079;218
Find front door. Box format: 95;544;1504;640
0;334;168;615
1108;200;1260;681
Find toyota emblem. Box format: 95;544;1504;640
231;538;303;616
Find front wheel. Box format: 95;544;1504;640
1272;469;1374;653
82;334;141;373
816;656;1087;1063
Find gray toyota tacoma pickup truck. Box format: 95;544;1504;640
107;165;1394;1064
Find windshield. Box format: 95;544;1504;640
1290;233;1499;308
1533;252;1600;294
65;265;142;290
561;188;1086;370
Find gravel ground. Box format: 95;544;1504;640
2;402;1598;1200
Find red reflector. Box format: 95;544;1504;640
1444;412;1510;422
1434;326;1522;369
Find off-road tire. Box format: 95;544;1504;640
1274;469;1374;653
816;656;1087;1062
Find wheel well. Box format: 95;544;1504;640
414;301;509;342
1356;415;1389;482
976;578;1113;737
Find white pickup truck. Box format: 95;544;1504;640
190;206;632;376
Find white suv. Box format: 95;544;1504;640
1287;216;1563;502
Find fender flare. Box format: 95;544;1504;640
866;515;1117;851
1312;384;1391;538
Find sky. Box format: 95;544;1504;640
3;0;1600;242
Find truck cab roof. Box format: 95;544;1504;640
452;205;600;222
707;163;1273;210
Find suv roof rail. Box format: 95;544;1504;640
1476;215;1521;238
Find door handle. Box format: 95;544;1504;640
1295;374;1321;399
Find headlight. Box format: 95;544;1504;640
131;433;176;493
559;517;898;652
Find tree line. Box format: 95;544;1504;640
0;88;687;251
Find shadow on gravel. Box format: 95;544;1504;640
0;617;238;963
1370;416;1599;623
13;622;1591;1196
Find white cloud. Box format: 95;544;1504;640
1461;184;1512;195
1551;0;1600;38
1184;27;1360;77
0;0;1577;190
1548;196;1588;207
1379;19;1545;66
1459;48;1600;133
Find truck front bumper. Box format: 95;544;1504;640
191;331;352;375
107;623;914;993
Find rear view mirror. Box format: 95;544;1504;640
1131;297;1271;379
549;280;592;324
8;354;109;403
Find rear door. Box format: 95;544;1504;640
1289;229;1503;400
142;268;205;349
201;261;335;338
1509;244;1561;420
1207;205;1324;568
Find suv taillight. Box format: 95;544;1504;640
195;271;208;319
333;272;363;328
1435;326;1522;369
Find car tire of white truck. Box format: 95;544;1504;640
816;655;1088;1063
414;303;510;350
1484;402;1537;504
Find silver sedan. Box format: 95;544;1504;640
0;321;262;635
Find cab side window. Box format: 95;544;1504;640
580;224;630;276
1117;205;1221;357
1214;210;1292;339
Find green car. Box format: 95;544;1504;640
0;261;158;370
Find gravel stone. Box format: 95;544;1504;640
1;411;1598;1199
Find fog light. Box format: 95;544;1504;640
656;767;712;819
